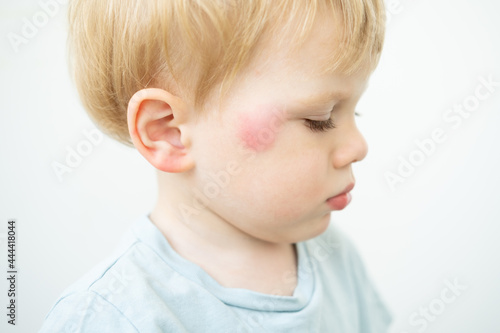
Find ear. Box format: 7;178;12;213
127;88;195;173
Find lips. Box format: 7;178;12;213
326;183;355;211
327;183;355;200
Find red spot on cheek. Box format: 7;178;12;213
237;105;285;152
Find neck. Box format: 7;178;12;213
148;172;298;295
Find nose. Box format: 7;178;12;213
331;122;368;169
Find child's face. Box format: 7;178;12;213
187;16;371;244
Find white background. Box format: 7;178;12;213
1;0;499;332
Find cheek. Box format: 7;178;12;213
260;159;328;221
236;105;286;152
277;156;327;194
251;150;329;204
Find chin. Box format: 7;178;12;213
247;213;332;244
289;213;332;244
309;213;332;238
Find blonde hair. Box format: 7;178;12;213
68;0;386;146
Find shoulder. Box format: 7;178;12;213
39;238;146;332
39;216;182;332
39;289;139;333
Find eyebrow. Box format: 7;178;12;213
293;83;369;111
295;90;350;109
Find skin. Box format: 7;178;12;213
128;12;372;296
236;103;289;152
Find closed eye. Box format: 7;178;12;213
305;117;335;132
305;111;362;133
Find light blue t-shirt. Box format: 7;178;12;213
39;215;392;332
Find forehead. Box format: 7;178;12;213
268;19;367;92
217;10;371;116
252;11;344;77
251;12;370;87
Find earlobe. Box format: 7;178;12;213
127;88;195;173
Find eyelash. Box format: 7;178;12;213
305;117;336;132
305;112;362;133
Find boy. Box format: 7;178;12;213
40;0;392;332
